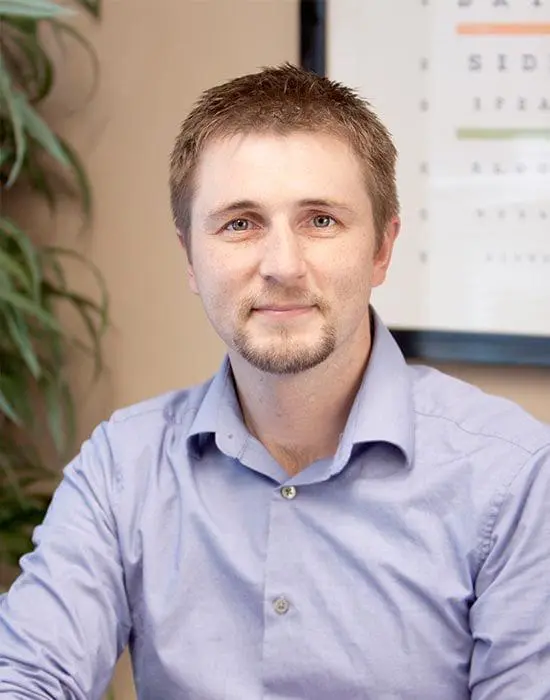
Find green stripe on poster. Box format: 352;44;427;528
457;128;550;140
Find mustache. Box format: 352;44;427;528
240;290;322;312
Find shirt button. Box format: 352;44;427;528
273;597;290;615
280;485;297;500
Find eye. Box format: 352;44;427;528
311;214;336;228
225;218;252;232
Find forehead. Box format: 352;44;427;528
192;131;369;216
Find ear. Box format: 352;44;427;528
371;216;400;288
176;228;199;295
187;261;199;295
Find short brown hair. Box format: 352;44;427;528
169;62;399;254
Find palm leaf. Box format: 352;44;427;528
0;490;52;567
0;0;72;19
0;142;15;171
41;372;68;453
0;369;35;427
44;246;109;330
23;152;58;211
0;288;60;328
43;284;106;376
0;57;27;186
0;247;31;291
56;137;93;223
0;217;42;299
0;385;22;424
49;19;100;104
71;0;100;18
16;93;71;167
0;0;105;572
1;19;55;101
40;249;66;288
0;449;28;505
5;310;41;378
58;376;76;458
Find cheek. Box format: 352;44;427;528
193;257;244;315
327;248;373;301
201;277;232;309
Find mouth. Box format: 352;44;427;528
252;305;316;319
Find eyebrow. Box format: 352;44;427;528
203;198;356;225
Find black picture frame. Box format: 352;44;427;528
299;0;550;368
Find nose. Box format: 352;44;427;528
258;221;307;284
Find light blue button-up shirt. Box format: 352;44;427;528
1;314;550;699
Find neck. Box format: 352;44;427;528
228;318;373;476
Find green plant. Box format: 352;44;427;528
0;0;107;569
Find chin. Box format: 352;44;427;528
234;333;337;375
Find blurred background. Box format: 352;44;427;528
1;1;548;697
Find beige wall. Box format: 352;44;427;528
23;0;550;696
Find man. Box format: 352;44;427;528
0;63;549;700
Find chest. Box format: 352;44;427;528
122;461;476;699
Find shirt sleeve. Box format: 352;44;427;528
0;422;131;699
469;444;550;700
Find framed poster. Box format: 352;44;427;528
300;0;550;366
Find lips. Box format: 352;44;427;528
254;305;312;312
252;305;315;319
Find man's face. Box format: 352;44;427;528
185;131;398;375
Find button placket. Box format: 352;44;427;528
261;482;305;692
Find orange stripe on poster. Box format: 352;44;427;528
457;23;550;35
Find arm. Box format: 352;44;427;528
0;423;131;699
470;445;550;699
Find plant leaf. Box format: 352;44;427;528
41;373;65;453
56;138;92;223
0;366;34;426
23;153;58;211
0;0;73;19
16;93;70;167
5;309;41;378
0;449;27;505
39;247;66;288
49;19;99;103
71;0;100;19
44;246;108;331
37;367;76;457
0;142;15;170
0;247;31;291
0;57;27;186
1;15;39;34
0;385;22;424
0;491;51;566
43;285;105;376
0;217;42;299
0;0;106;575
0;288;60;329
58;375;76;457
1;19;55;102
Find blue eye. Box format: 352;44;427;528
312;215;335;228
225;218;251;232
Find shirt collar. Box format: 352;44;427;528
333;308;415;470
186;358;240;459
187;308;415;469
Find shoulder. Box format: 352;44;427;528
110;381;208;426
96;376;214;456
408;365;550;564
72;376;216;508
409;364;550;458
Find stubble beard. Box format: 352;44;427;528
233;316;337;375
